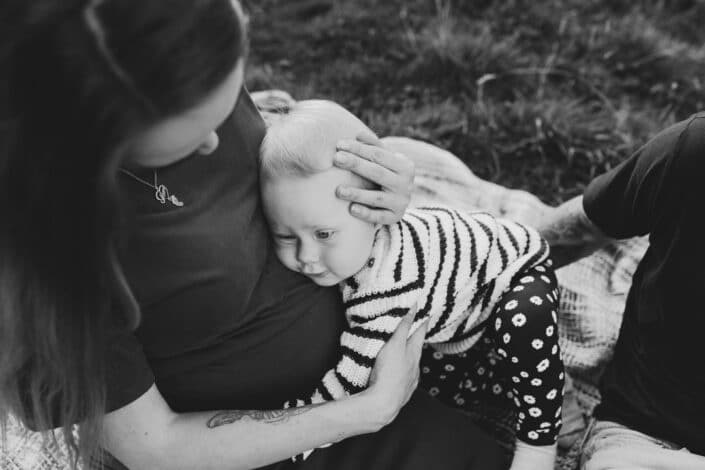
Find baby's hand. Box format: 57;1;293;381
334;131;414;225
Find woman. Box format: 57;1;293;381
0;1;503;469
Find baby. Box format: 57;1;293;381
259;100;564;467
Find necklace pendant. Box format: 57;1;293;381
168;194;184;207
155;184;168;204
121;168;184;207
154;184;184;207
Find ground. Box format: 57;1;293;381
245;0;705;204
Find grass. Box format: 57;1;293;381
245;0;705;204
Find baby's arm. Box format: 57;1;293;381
282;307;416;461
284;307;412;409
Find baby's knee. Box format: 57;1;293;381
494;295;559;348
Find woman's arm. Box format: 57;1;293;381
533;195;613;269
104;386;375;470
334;132;414;224
285;307;425;407
103;311;426;470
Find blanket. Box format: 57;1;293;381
378;135;646;469
0;90;647;470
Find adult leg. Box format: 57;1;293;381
580;419;705;470
260;390;504;470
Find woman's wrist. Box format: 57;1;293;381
350;389;399;433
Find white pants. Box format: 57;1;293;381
579;419;705;470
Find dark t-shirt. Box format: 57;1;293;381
583;113;705;454
110;90;502;469
113;91;345;412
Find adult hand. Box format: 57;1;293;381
359;309;427;430
334;131;415;225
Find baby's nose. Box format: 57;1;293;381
297;241;319;265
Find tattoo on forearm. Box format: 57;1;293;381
538;195;607;246
536;197;612;268
206;405;321;428
541;211;600;246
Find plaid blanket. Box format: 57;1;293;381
379;135;646;469
1;91;647;470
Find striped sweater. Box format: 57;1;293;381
286;205;550;407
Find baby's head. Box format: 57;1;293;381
260;100;379;286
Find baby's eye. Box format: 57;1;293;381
315;230;335;241
274;234;297;244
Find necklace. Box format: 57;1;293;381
119;168;184;207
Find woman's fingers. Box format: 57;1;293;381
355;130;385;147
396;308;427;367
379;309;415;359
335;149;404;191
408;310;427;357
408;326;426;390
356;131;415;180
336;133;415;190
337;186;409;225
346;204;398;226
364;306;425;423
336;166;411;224
334;131;415;225
370;309;414;386
404;312;427;399
408;319;427;356
337;187;406;213
393;307;415;340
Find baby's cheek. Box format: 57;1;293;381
342;242;372;276
275;246;297;271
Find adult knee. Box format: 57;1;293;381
470;431;505;470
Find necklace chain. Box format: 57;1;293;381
119;168;184;207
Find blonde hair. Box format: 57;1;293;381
260;100;373;179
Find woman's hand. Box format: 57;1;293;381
334;131;415;225
358;310;427;430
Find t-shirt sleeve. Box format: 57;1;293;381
583;116;704;239
105;327;154;413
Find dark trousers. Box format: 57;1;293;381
264;391;503;470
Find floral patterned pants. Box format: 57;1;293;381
420;260;565;447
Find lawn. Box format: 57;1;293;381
245;0;705;204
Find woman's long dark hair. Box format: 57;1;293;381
0;0;246;466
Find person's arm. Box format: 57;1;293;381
533;195;612;269
542;117;705;269
286;311;410;407
285;309;427;461
103;311;426;470
333;131;414;225
286;303;426;407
